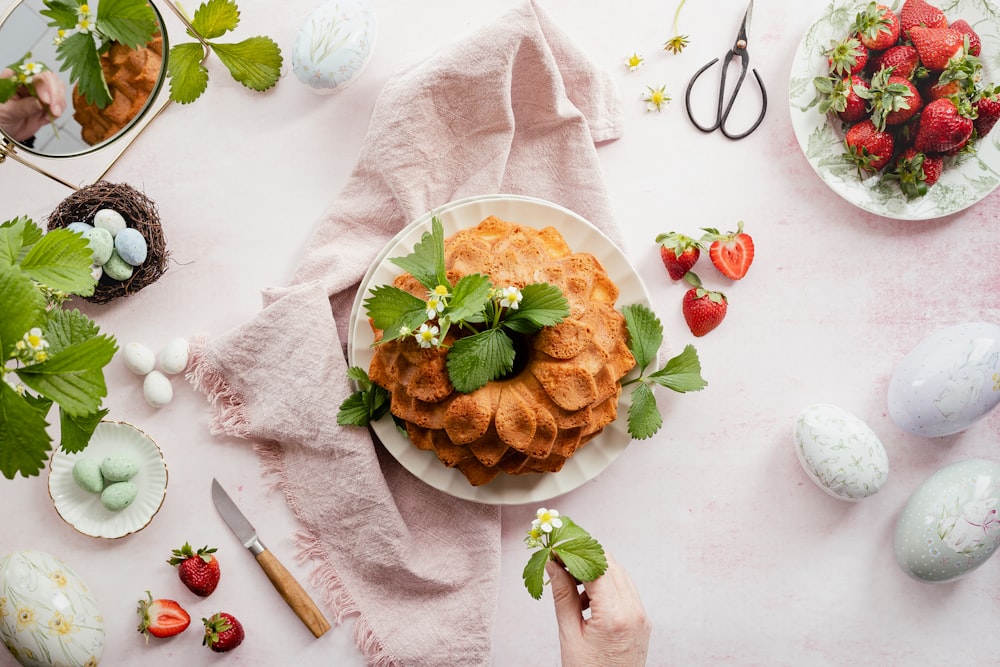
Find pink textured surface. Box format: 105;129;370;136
2;0;1000;665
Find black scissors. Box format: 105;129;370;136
684;0;767;140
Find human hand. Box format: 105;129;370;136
547;551;651;667
0;69;67;142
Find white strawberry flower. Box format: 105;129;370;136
532;507;563;534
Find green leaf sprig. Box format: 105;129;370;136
621;303;707;440
360;216;570;396
336;367;390;427
522;509;607;600
0;217;118;479
166;0;283;104
41;0;159;108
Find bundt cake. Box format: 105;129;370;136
368;216;636;486
72;34;163;146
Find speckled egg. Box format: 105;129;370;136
143;370;173;408
100;454;138;482
122;342;156;375
158;337;189;375
888;322;1000;437
794;404;889;501
114;227;147;266
101;480;138;511
80;226;113;265
894;459;1000;582
71;458;104;493
66;221;92;234
102;251;133;281
0;550;105;667
92;208;126;237
292;0;377;94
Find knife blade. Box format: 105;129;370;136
211;478;331;638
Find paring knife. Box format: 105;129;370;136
211;478;331;638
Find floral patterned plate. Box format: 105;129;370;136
788;0;1000;220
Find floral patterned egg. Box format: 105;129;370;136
794;404;889;501
0;551;104;667
887;322;1000;437
894;459;1000;583
292;0;378;94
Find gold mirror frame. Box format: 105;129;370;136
0;0;205;190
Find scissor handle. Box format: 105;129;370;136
684;50;767;140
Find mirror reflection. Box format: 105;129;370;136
0;0;166;158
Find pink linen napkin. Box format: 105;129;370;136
188;1;623;664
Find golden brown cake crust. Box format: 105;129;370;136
369;216;636;486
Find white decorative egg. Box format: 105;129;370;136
888;322;1000;437
143;370;173;408
92;209;126;237
122;342;155;375
292;0;377;94
894;459;1000;582
158;337;190;375
794;404;889;501
0;550;104;667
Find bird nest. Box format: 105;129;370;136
46;181;168;304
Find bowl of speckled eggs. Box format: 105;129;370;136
46;181;169;304
48;421;168;539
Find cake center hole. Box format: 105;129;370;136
500;332;532;380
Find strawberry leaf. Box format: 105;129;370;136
553;536;607;583
522;548;551;600
191;0;241;39
19;228;96;296
56;31;111;108
0;266;46;361
59;406;109;453
390;217;447;291
0;382;52;479
17;334;117;417
167;42;209;104
363;284;427;339
447;328;515;393
39;0;78;29
210;36;282;93
626;382;661;440
621;303;662;372
503;283;569;334
95;0;158;49
648;344;707;393
445;274;493;325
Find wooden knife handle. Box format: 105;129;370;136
255;549;332;638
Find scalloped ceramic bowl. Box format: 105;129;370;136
48;421;167;539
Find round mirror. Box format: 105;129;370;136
0;0;167;158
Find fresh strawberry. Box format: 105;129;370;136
137;592;191;642
854;3;900;51
655;232;701;280
825;36;869;76
816;75;870;123
900;0;947;39
910;26;965;71
860;67;922;129
681;273;727;338
871;45;921;80
844;120;895;173
886;148;943;198
169;543;220;597
950;19;981;57
974;87;1000;137
202;612;245;653
926;54;982;102
915;98;974;154
700;221;754;280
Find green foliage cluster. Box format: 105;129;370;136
0;217;117;479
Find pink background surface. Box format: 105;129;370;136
3;0;1000;665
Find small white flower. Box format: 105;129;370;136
533;507;563;533
75;17;94;33
53;29;68;46
20;62;43;83
625;52;645;72
398;325;412;337
426;295;445;320
498;286;523;310
416;323;439;348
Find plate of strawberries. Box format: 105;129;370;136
789;0;1000;220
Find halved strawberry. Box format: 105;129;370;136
137;592;191;642
854;4;900;51
844;119;895;173
910;26;965;71
700;221;754;280
655;232;701;280
900;0;947;39
681;273;728;337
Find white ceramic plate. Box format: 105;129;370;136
347;194;653;505
788;0;1000;220
48;421;168;539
